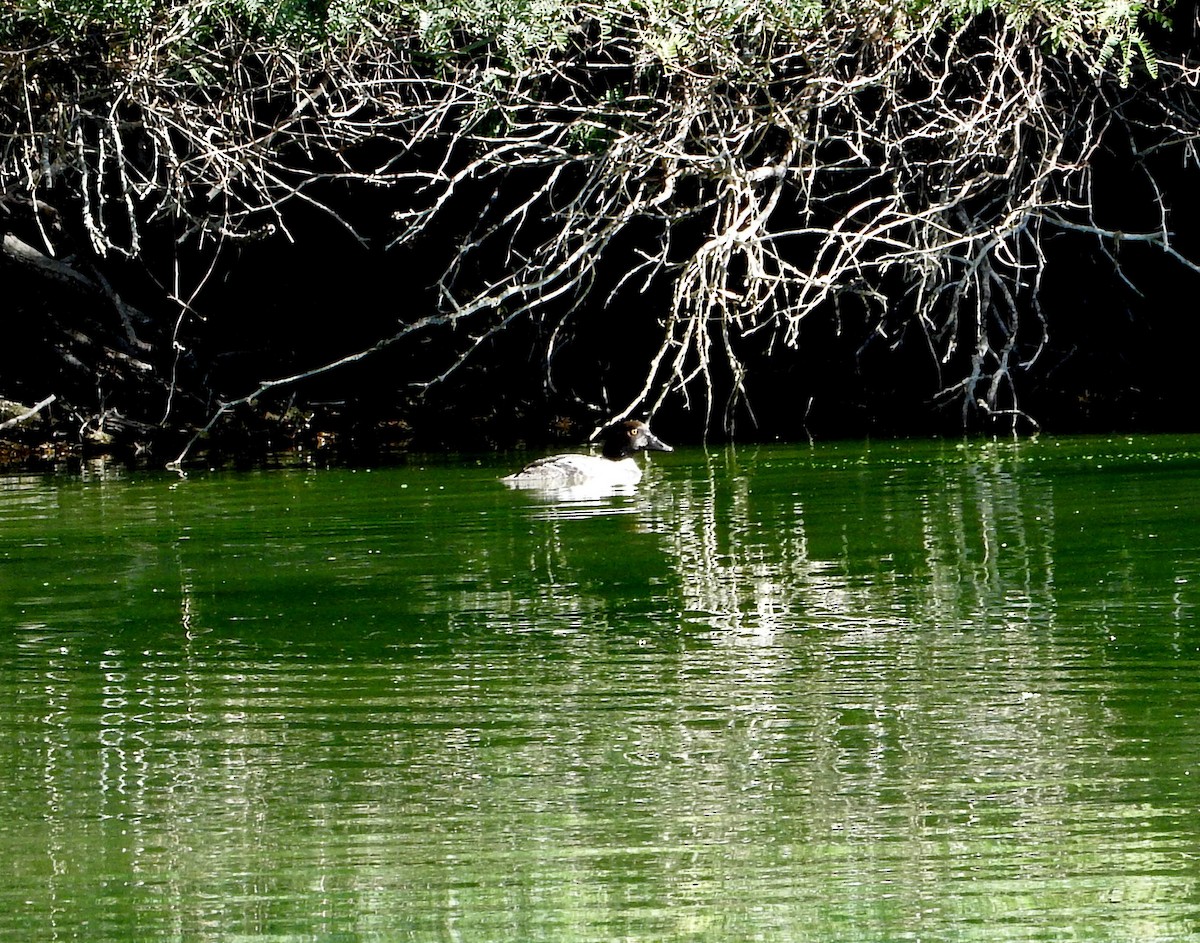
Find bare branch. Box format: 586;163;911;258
0;395;57;433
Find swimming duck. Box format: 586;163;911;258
502;420;673;487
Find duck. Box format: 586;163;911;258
502;419;673;488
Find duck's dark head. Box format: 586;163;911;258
599;420;674;460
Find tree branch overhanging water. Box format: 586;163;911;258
0;0;1195;463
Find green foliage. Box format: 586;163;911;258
3;0;156;38
397;0;576;64
1;0;348;47
935;0;1171;83
1094;0;1169;84
0;0;1176;82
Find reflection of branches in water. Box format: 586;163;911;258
639;445;1060;641
484;444;1062;642
919;444;1057;628
652;452;849;639
6;453;1199;937
629;446;1143;895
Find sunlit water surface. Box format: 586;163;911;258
3;436;1200;941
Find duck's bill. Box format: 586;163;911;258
645;433;673;452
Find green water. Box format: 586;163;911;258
2;436;1200;942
